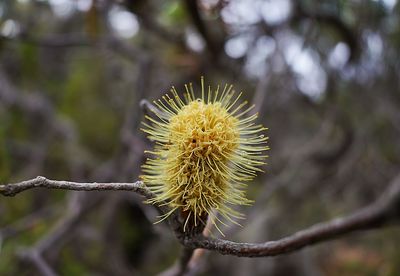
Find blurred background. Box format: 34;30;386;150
1;0;400;275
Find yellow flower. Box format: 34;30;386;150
141;77;268;234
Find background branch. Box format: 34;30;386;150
18;248;58;276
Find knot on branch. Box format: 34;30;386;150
170;210;207;247
0;184;18;197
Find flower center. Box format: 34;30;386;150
169;100;239;161
165;100;240;214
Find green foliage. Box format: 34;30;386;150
60;54;119;158
0;114;10;182
19;43;39;83
59;248;91;276
160;0;186;26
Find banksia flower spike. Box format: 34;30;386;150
141;77;268;234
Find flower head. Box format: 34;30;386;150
141;78;268;233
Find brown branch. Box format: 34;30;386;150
0;176;152;199
3;174;399;260
181;174;400;257
183;0;222;57
1;33;92;48
0;33;145;63
176;247;196;276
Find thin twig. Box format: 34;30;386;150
0;176;151;198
